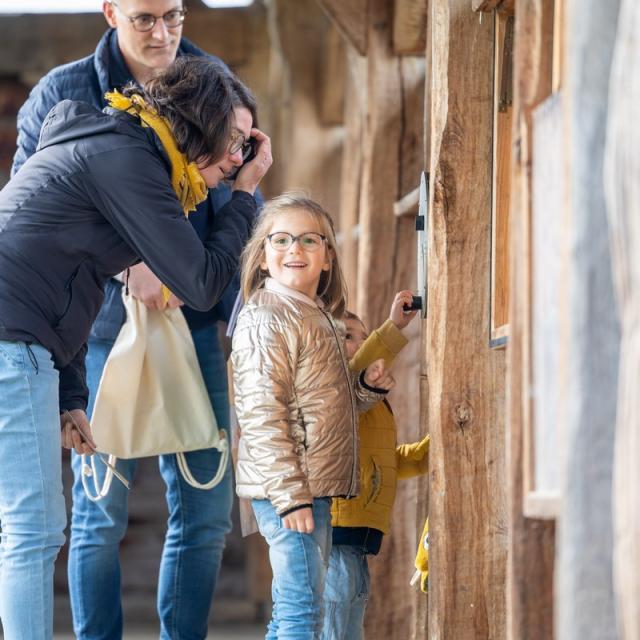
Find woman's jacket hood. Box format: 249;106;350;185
36;99;147;153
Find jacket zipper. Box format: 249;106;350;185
321;309;359;498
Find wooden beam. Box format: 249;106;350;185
506;0;555;637
319;24;346;126
472;0;515;15
315;0;368;55
353;3;426;634
393;186;420;217
427;0;507;637
393;0;428;55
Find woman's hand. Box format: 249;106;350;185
364;358;395;392
60;409;96;455
389;289;419;329
282;507;315;534
127;263;166;310
233;128;273;195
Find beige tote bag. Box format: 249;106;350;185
81;292;228;501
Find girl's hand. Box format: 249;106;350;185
282;507;315;534
364;358;395;392
390;290;418;329
233;128;273;195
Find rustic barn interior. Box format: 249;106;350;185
0;0;637;638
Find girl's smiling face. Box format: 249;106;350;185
261;208;331;299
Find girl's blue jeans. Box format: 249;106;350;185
252;497;332;640
0;341;66;640
68;322;233;640
321;545;370;640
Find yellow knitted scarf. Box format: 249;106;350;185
105;90;209;304
105;90;208;215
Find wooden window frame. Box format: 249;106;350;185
489;10;514;349
522;0;564;520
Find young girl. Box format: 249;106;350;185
231;193;394;639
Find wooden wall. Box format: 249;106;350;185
604;0;640;637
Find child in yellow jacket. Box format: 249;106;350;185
321;291;429;640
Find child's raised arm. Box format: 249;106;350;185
349;290;418;372
396;433;430;479
389;290;419;330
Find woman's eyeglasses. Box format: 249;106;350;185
266;232;327;252
228;132;252;159
110;1;187;32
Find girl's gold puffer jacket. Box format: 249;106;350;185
231;279;383;516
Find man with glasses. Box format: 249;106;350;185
12;2;260;638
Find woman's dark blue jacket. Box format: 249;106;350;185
0;100;256;412
12;29;258;343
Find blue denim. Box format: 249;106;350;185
252;498;333;640
68;322;233;640
0;341;66;640
320;545;370;640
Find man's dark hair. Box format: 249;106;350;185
128;56;256;164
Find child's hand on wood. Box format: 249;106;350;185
282;507;315;533
389;290;419;329
364;358;395;391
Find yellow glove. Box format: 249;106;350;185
396;434;430;479
411;517;429;593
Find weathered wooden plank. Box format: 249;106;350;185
604;1;640;638
491;12;513;343
506;0;555;637
315;0;368;55
350;2;426;637
320;24;346;126
265;0;344;215
355;0;402;330
393;0;428;55
472;0;514;14
426;0;507;638
337;49;367;303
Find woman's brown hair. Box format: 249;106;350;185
240;192;348;317
126;56;257;165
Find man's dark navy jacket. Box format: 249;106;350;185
12;28;259;342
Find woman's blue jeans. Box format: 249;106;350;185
252;498;333;640
0;341;66;640
68;322;233;640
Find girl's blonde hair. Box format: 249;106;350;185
240;192;348;317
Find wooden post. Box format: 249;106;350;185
347;1;427;638
604;1;640;637
426;1;507;637
264;0;345;215
337;48;367;302
506;1;555;637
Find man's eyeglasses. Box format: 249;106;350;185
266;232;328;253
110;1;187;32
